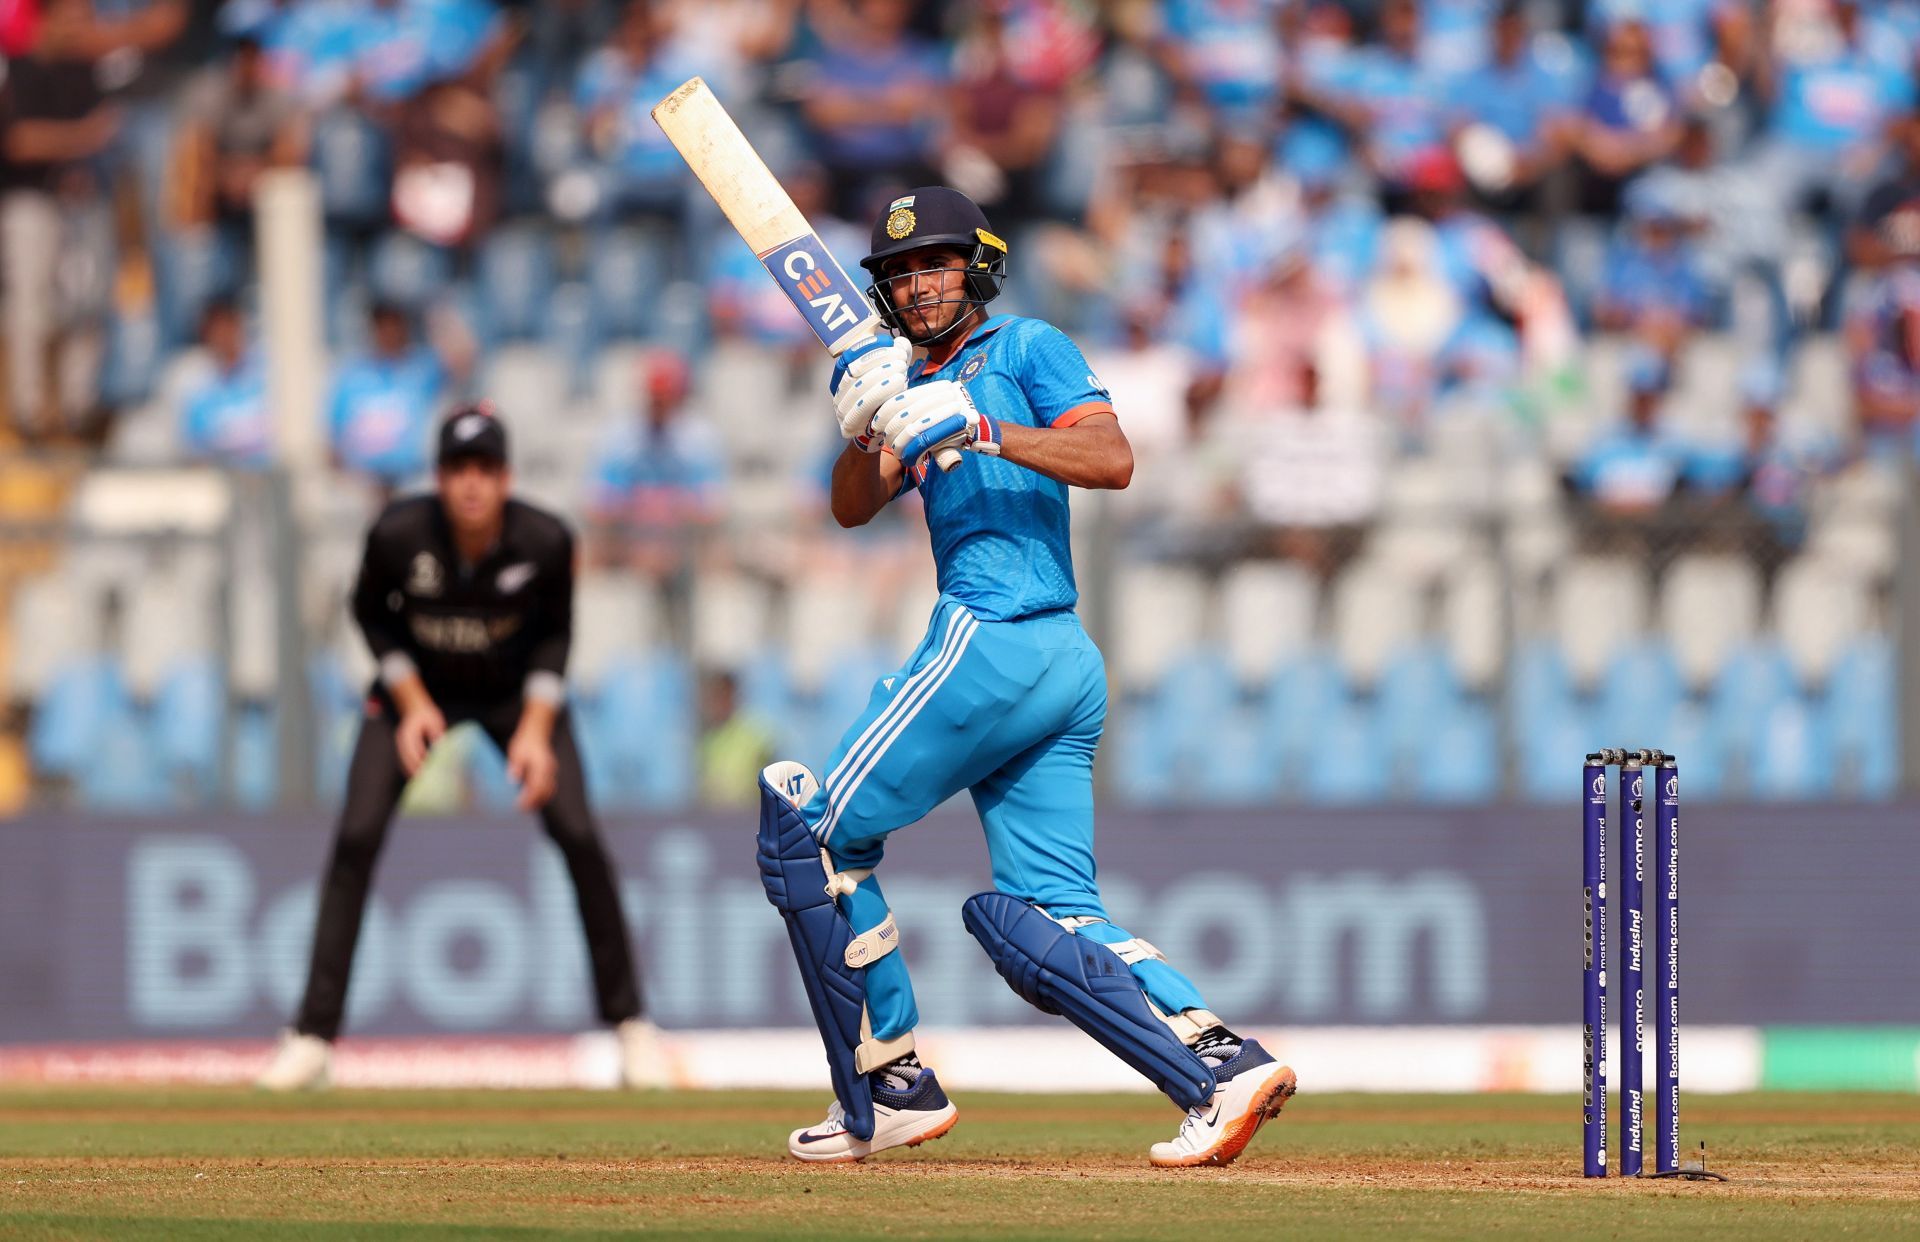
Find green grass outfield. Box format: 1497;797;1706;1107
3;1087;1918;1239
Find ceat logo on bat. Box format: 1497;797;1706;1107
762;234;866;348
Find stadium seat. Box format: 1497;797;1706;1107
1518;694;1602;803
1377;640;1460;764
153;656;224;795
1748;692;1833;800
368;231;453;311
78;706;171;810
1597;639;1684;746
481;344;577;429
1551;556;1649;691
1774;555;1872;689
1657;698;1725;800
1195;700;1284;804
1440;557;1503;693
1300;699;1389;804
1267;648;1350;774
586;227;670;341
1110;563;1207;694
572;572;662;690
1669;333;1742;442
1660;554;1761;692
29;656;129;779
786;577;878;696
231;703;279;810
1823;635;1897;800
1329;557;1422;691
689;571;774;673
478;224;558;341
9;573;93;704
1707;640;1796;792
1414;696;1499;803
1218;560;1318;690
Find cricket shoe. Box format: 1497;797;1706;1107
617;1018;671;1089
256;1030;332;1092
787;1065;958;1163
1149;1040;1296;1168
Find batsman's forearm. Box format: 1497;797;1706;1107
830;441;900;527
996;419;1132;490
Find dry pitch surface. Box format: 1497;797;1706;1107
4;1087;1919;1239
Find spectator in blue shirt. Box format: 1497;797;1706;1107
1594;180;1711;352
180;300;272;468
1159;0;1286;122
1756;0;1916;219
1568;346;1690;512
1448;2;1585;199
1687;361;1836;541
1847;263;1920;453
573;0;700;218
585;349;724;585
327;301;447;489
1296;0;1449;199
1587;0;1749;105
796;0;946;216
1566;18;1681;217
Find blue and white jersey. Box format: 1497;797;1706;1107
897;315;1113;623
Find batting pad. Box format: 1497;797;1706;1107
757;762;906;1141
962;891;1217;1110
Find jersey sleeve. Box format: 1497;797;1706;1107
1017;322;1115;429
350;513;410;667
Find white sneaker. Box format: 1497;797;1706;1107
1149;1040;1296;1168
617;1018;671;1089
256;1031;332;1092
787;1067;958;1163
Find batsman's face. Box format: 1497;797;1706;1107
438;458;510;535
882;247;969;340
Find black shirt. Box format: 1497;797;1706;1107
352;495;575;711
0;55;106;194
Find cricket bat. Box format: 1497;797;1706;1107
651;77;961;471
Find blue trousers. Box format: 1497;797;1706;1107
799;597;1210;1041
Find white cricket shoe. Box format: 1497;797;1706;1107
787;1067;958;1163
617;1018;671;1089
256;1030;332;1092
1149;1040;1296;1168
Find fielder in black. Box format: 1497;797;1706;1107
259;404;662;1090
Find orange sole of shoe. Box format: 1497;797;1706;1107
1149;1065;1298;1169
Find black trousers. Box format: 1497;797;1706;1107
294;699;643;1040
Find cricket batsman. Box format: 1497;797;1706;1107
758;187;1296;1166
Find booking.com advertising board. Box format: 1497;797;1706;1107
2;805;1916;1044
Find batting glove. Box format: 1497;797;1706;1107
830;332;914;451
885;380;1000;471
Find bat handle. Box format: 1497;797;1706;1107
935;446;963;472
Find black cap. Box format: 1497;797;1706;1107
862;185;1004;273
437;402;509;466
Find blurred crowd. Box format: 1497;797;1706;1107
0;0;1915;809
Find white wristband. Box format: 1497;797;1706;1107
379;652;419;689
524;670;566;706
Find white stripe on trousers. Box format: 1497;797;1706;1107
817;610;979;847
822;607;970;795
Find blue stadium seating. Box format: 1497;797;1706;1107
1414;696;1499;803
1748;692;1834;800
29;658;130;780
479;226;558;341
1301;699;1390;804
1823;635;1898;799
1598;640;1684;746
154;657;224;794
231;704;280;810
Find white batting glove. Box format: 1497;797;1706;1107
830;333;914;451
884;380;1001;471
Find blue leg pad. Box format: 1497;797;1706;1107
757;764;879;1141
961;891;1216;1110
